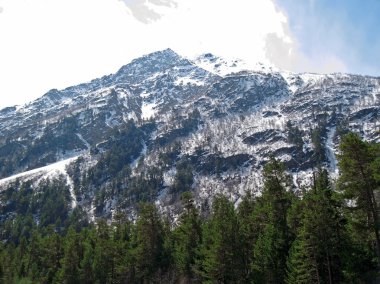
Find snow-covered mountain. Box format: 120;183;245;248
0;48;379;222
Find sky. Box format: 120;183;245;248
0;0;379;109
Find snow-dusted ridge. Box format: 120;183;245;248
0;48;379;221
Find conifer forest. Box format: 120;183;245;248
0;132;380;283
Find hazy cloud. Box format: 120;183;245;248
265;32;347;74
265;32;297;71
119;0;177;23
0;7;3;13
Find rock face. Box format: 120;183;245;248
0;49;379;222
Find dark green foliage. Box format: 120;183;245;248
286;170;344;284
0;116;84;179
171;158;194;194
197;195;243;283
116;166;164;209
87;119;145;184
252;156;294;284
173;192;201;280
338;132;380;271
0;177;71;242
131;203;168;282
311;124;327;166
237;192;257;282
155;109;202;147
0;133;379;283
65;119;164;213
286;121;304;151
336;117;350;138
0;141;25;178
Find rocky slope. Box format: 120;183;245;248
0;49;379;223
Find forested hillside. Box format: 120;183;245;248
1;132;379;283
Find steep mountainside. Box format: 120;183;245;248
0;49;379;223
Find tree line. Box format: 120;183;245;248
0;132;379;283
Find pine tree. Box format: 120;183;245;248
93;220;115;284
197;195;243;283
112;212;134;283
79;237;95;284
338;132;380;270
237;191;257;282
57;227;82;284
173;192;202;281
253;156;294;284
286;169;344;284
40;231;63;283
132;203;166;282
286;230;320;284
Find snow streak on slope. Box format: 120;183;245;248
76;133;91;150
0;157;79;208
325;127;339;178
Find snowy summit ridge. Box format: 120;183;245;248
0;48;379;220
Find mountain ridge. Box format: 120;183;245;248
0;48;379;222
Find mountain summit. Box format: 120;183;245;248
0;49;379;221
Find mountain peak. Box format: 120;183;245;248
0;47;379;232
193;53;277;76
114;48;186;82
137;48;181;61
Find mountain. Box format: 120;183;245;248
0;48;379;224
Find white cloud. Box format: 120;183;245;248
161;0;292;66
118;0;177;23
264;31;347;74
0;0;347;109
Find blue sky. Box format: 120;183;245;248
276;0;380;75
0;0;379;108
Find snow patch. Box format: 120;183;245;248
0;157;80;209
325;127;339;178
281;71;301;93
131;140;147;169
126;111;138;122
141;101;157;120
193;53;276;76
299;73;325;85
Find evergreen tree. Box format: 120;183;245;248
132;203;166;282
253;156;294;284
286;169;344;284
173;192;202;281
197;195;243;283
237;191;257;282
338;132;380;270
286;121;304;151
172;158;194;194
112;212;134;283
39;230;63;283
79;236;95;284
56;227;82;284
92;220;115;284
286;230;320;284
